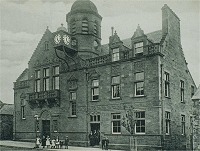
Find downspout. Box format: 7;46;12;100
160;63;164;149
85;69;89;146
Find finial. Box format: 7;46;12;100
114;30;117;35
111;27;114;36
61;23;64;27
47;26;49;29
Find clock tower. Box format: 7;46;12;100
66;0;102;59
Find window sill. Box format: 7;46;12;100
134;95;146;98
112;133;121;135
165;96;171;99
135;133;145;135
110;97;121;101
22;118;26;120
68;115;77;118
91;100;100;102
181;101;185;104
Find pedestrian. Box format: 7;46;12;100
64;136;69;149
55;136;60;149
51;137;56;149
101;136;106;150
35;136;40;148
46;136;51;148
89;131;93;146
105;137;109;150
41;135;46;148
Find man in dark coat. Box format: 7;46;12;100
41;135;46;148
64;136;69;149
105;137;109;150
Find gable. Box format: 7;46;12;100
16;68;28;82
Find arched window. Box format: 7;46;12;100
71;21;76;35
94;21;98;36
82;19;89;34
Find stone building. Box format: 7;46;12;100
13;0;196;150
0;101;14;140
192;85;200;150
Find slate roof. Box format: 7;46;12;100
101;30;162;54
0;104;14;115
192;85;200;100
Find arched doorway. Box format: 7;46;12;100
40;110;51;137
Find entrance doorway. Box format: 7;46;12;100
42;120;50;137
90;123;100;145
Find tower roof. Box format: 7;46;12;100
70;0;98;14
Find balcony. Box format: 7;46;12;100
147;43;163;56
14;80;29;90
28;90;60;108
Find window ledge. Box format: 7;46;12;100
91;100;100;102
112;133;122;135
110;97;121;101
22;118;26;120
134;95;146;98
68;116;77;118
135;133;145;135
181;101;185;104
165;96;171;99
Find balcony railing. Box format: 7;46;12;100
86;54;110;67
29;90;60;101
147;43;163;55
14;80;29;89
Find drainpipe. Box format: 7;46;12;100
85;69;89;147
160;63;164;150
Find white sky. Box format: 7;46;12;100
0;0;200;104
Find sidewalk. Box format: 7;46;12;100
0;140;124;151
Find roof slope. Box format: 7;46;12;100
0;104;14;115
101;30;162;53
192;85;200;100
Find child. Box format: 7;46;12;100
51;137;56;149
55;136;60;149
35;136;40;148
46;136;51;148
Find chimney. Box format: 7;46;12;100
162;4;181;44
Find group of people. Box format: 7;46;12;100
89;130;100;146
89;130;109;150
35;135;69;149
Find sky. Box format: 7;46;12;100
0;0;199;104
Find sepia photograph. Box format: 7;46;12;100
0;0;200;150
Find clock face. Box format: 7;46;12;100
63;35;70;45
54;34;61;44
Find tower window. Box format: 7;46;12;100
191;85;194;97
180;80;184;102
165;111;170;135
53;66;59;90
21;99;26;119
71;21;76;35
112;48;120;62
181;115;185;135
43;68;50;91
82;19;88;34
94;22;97;36
164;72;170;97
44;41;49;50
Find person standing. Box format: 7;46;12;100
35;136;40;148
46;136;51;148
64;136;69;149
41;135;46;148
89;131;93;146
105;137;109;150
101;136;106;150
55;136;60;149
51;137;56;149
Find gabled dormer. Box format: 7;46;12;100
131;25;147;57
109;29;123;62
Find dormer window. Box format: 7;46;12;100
135;42;143;56
112;48;120;62
82;19;89;34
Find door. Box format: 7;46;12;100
90;123;100;145
42;120;50;137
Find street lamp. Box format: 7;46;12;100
34;114;39;138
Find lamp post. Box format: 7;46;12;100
34;114;39;138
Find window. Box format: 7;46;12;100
165;111;170;135
135;42;143;55
44;41;49;50
91;79;99;101
164;72;170;97
180;80;184;102
71;102;76;116
53;120;58;132
181;115;185;135
70;92;76;100
82;19;88;34
112;48;120;62
111;76;120;99
35;70;40;92
190;116;193;134
135;111;145;134
191;86;194;97
90;115;100;122
112;113;121;134
43;68;50;91
21;99;26;119
135;72;144;96
94;22;97;35
53;66;59;90
71;21;76;35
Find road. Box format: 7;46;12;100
0;146;36;150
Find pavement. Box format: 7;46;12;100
0;141;124;151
